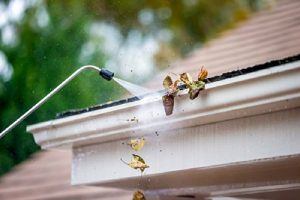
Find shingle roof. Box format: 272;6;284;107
148;0;300;89
1;0;300;199
0;150;131;200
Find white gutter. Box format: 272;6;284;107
27;60;300;150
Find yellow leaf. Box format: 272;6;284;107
132;154;146;163
180;72;193;85
198;66;208;81
132;190;146;200
130;154;149;172
128;138;145;151
163;75;173;89
121;154;149;173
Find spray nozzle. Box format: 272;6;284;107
99;69;114;81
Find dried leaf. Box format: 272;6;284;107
131;154;149;172
132;190;146;200
162;94;174;116
180;72;193;85
163;75;173;89
188;81;205;100
198;67;208;81
121;154;149;173
132;154;146;163
161;68;208;115
128;138;145;151
170;80;180;92
189;88;200;100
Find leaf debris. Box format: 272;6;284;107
121;154;149;173
162;75;180;116
132;190;146;200
127;116;139;123
161;67;208;115
128;137;145;151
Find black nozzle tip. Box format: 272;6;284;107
99;69;114;81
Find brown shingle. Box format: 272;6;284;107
148;0;300;89
0;150;131;200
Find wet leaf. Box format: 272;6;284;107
163;75;173;89
130;154;149;172
170;80;180;92
189;88;200;100
198;66;208;81
161;68;208;115
188;81;205;100
121;154;149;173
163;76;179;95
162;94;174;116
128;137;145;151
132;190;146;200
180;72;193;85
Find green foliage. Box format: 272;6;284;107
0;1;122;176
86;0;265;58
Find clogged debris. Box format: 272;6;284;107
162;67;208;115
121;154;149;173
180;67;207;100
128;137;145;151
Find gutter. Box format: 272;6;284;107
27;57;300;149
56;54;300;119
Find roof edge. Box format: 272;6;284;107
27;59;300;149
56;54;300;119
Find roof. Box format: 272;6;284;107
1;0;300;199
0;150;131;200
148;0;300;89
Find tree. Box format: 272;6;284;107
0;1;121;176
85;0;266;68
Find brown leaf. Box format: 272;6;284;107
189;89;200;100
198;66;208;81
170;80;180;92
132;190;146;200
162;94;174;116
163;75;173;89
128;138;145;151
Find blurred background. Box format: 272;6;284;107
0;0;270;176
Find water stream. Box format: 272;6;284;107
113;77;152;97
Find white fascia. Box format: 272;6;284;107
27;60;300;150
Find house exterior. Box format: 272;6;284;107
1;0;300;199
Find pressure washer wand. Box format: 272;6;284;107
0;65;114;139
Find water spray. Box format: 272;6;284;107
0;65;114;139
